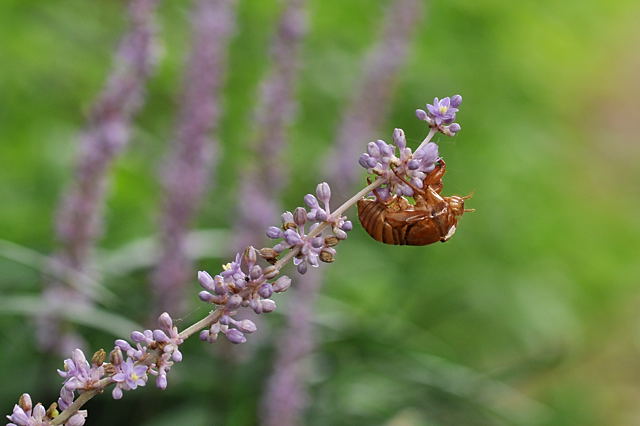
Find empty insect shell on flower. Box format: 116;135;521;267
357;160;474;245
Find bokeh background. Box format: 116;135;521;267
2;0;640;425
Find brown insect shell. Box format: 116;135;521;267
357;160;469;246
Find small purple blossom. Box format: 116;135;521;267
426;97;457;125
112;358;148;398
6;397;48;426
416;95;462;136
57;349;105;392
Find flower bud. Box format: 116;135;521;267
67;413;86;426
156;373;168;390
260;299;276;313
110;347;124;366
358;153;371;169
273;275;292;292
320;249;335;263
304;194;319;208
393;128;406;149
258;283;273;298
198;271;215;291
333;227;348;240
311;236;324;248
341;220;353;231
415;109;428;121
297;262;307;274
46;402;59;419
273;242;288;253
18;393;32;412
153;330;170;343
263;266;279;279
450;94;463;108
131;331;147;343
236;319;257;333
112;386;123;400
407;159;420;170
281;211;294;224
199;291;215;302
244;246;258;265
293;207;307;226
324;235;339;247
225;328;247;344
266;226;283;239
367;141;380;157
250;265;263;280
91;349;106;366
314;209;328;221
158;312;173;331
283;221;297;230
259;247;278;262
227;294;243;309
115;339;132;352
316;182;331;203
376;140;394;157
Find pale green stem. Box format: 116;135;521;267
415;127;438;153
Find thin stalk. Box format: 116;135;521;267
49;176;383;424
416;127;438;153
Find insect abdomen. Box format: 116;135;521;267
357;199;407;245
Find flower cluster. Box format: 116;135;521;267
48;310;186;423
359;128;440;199
113;312;184;396
57;349;105;393
198;247;290;344
358;95;462;200
416;95;462;136
7;392;86;426
197;182;350;346
267;182;351;273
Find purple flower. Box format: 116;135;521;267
5;394;53;426
111;312;185;395
57;349;104;391
426;97;458;125
417;95;463;136
112;358;148;397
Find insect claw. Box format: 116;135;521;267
464;208;475;213
462;192;474;200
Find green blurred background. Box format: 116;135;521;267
1;0;640;424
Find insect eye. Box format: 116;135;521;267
245;277;250;282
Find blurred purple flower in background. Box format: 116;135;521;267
233;0;308;252
151;0;237;317
41;0;161;354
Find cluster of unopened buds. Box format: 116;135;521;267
6;96;463;426
267;182;352;273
